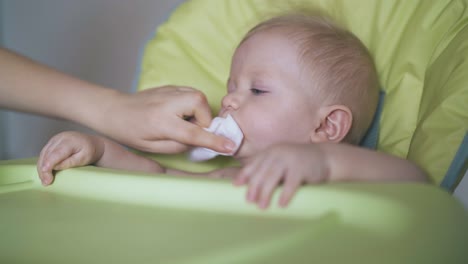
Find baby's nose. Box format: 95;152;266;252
221;93;240;111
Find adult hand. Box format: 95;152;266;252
92;86;236;154
0;48;234;154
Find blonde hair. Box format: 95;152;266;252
240;12;379;144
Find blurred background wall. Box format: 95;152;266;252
0;0;184;159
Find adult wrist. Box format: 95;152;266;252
68;85;124;132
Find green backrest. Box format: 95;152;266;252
138;0;468;186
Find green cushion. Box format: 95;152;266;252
138;0;468;184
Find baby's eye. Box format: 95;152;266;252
250;88;267;95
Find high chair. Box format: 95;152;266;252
1;0;467;263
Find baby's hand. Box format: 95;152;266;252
37;131;104;186
233;143;330;209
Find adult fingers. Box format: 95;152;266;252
169;121;235;154
186;90;213;128
139;140;189;154
167;88;213;128
172;90;236;153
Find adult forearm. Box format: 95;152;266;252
1;48;236;154
0;47;119;126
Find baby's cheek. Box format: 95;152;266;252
241;118;286;149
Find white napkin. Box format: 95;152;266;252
189;114;244;162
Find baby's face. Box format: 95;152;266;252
219;30;321;161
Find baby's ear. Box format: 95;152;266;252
310;105;352;143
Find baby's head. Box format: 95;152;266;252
219;12;379;161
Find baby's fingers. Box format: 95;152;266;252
37;169;55;186
245;160;273;204
53;152;89;171
278;176;302;208
38;137;61;172
233;159;259;186
257;168;284;210
38;146;75;186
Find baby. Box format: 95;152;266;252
37;13;427;209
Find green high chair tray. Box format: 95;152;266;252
0;159;467;263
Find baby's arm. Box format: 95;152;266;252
37;131;164;185
321;143;427;183
235;142;428;209
95;135;164;174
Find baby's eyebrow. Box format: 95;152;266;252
252;76;274;89
252;71;275;83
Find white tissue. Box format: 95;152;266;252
189;114;244;162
